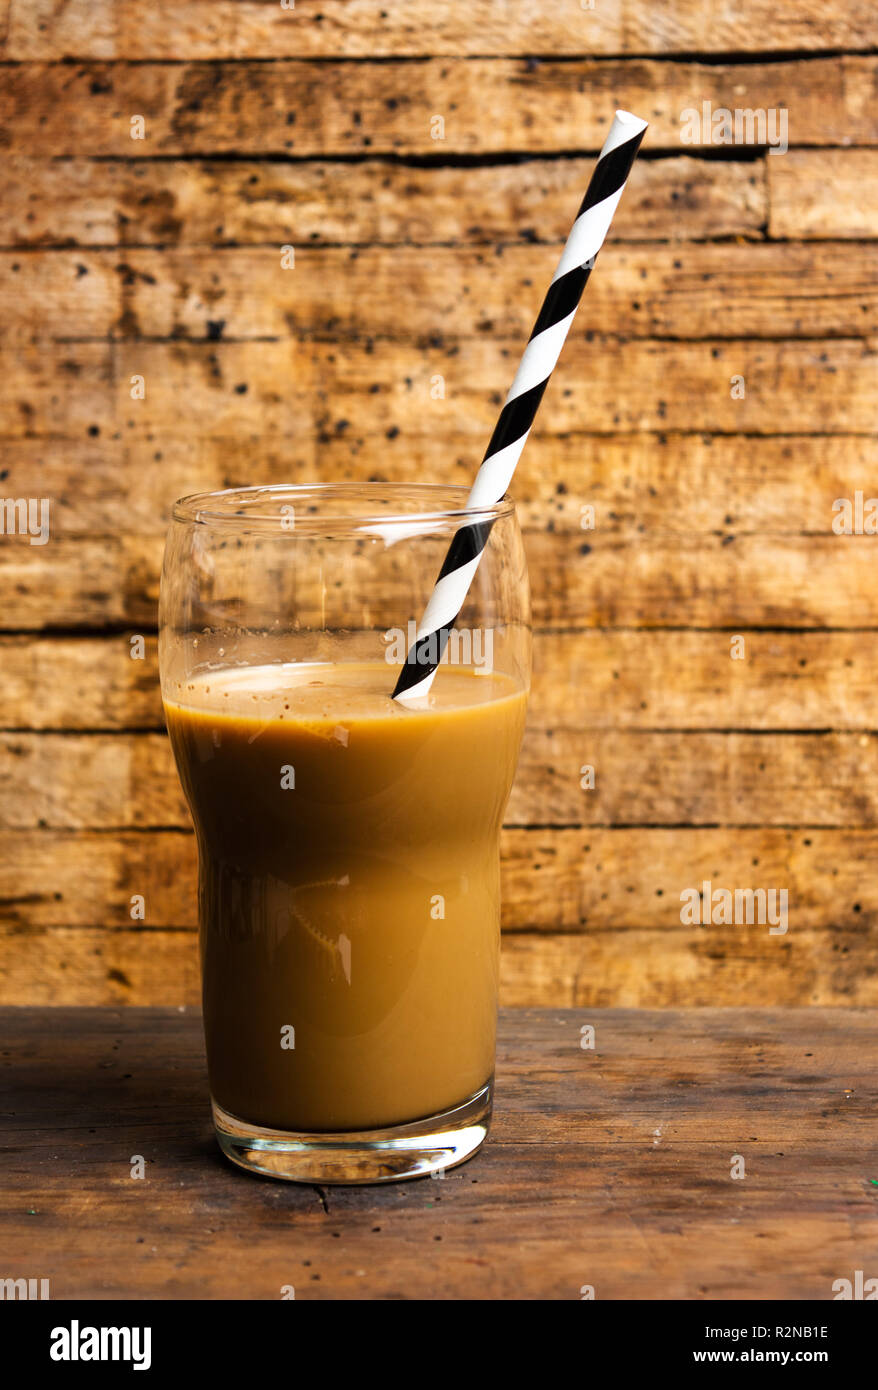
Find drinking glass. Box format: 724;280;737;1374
159;483;530;1182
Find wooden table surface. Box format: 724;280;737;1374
2;1006;876;1301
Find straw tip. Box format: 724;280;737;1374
614;109;649;134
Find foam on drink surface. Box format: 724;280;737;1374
165;659;524;731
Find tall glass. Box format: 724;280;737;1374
159;484;530;1183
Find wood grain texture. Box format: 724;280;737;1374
2;825;875;931
1;1006;876;1299
0;433;873;535
769;151;878;240
2;727;877;831
3;924;874;1007
0;8;875;1007
1;57;875;155
5;629;878;730
5;3;877;58
0;155;766;248
5;532;878;631
4;243;876;342
1;340;874;441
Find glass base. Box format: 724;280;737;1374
212;1081;493;1184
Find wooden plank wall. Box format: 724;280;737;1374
0;1;876;1007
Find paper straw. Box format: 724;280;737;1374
392;109;648;701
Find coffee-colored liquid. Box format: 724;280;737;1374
164;662;527;1132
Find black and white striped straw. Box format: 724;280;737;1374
392;109;648;701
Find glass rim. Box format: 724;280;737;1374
171;483;516;531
